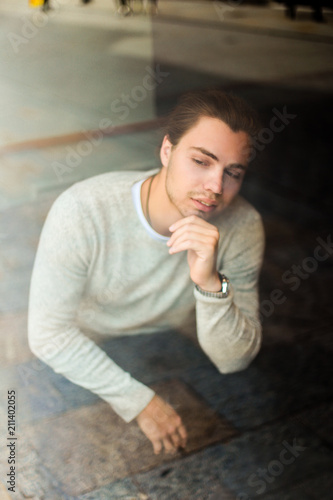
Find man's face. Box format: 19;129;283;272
161;116;251;221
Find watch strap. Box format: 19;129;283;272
195;273;230;298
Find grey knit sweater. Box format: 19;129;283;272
28;169;265;422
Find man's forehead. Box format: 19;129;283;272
180;117;250;144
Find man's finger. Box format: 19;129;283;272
163;437;177;454
176;429;187;449
169;222;218;239
153;439;163;455
169;237;213;256
169;215;215;232
169;231;216;250
178;424;188;442
169;432;182;450
168;226;216;247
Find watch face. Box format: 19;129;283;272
221;279;229;295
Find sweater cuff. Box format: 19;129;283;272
107;380;156;423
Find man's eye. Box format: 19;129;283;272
193;158;207;166
224;170;241;180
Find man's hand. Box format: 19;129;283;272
167;215;221;292
136;395;187;454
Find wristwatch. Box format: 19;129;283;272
195;273;230;298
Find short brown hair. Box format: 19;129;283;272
164;89;261;146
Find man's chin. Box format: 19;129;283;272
182;208;216;221
177;201;225;220
193;204;225;219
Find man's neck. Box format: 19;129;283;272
141;168;180;237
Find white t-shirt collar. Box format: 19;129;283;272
131;176;169;242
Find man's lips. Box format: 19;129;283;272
191;198;218;212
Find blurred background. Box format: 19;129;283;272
0;1;333;498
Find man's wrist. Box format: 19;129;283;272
195;272;222;293
195;273;230;298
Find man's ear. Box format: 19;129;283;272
160;135;172;168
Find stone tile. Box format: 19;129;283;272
0;269;32;314
134;418;333;500
0;482;12;500
134;443;243;500
0;196;54;313
261;487;312;500
295;322;333;352
0;363;67;423
206;488;237;500
181;340;333;431
263;320;333;349
261;323;299;346
100;330;211;386
23;402;130;497
48;370;100;411
79;478;146;500
0;201;50;297
296;472;333;500
261;472;333;500
23;379;236;497
258;217;333;329
182;362;281;430
121;379;237;476
0;357;101;424
296;402;333;446
134;447;236;500
0;435;69;500
0;312;33;367
220;422;333;498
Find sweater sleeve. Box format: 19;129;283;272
28;190;155;423
194;213;265;374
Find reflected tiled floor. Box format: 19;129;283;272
19;380;235;496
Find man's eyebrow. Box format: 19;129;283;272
190;147;219;161
190;147;247;170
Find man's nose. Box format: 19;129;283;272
204;171;223;195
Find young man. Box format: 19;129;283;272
28;90;265;455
